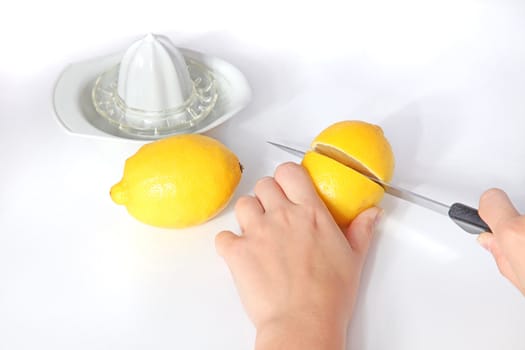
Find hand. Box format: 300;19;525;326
215;162;382;350
478;188;525;296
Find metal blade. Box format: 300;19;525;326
267;141;450;216
371;177;450;216
267;141;307;158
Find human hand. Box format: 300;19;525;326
215;162;382;350
478;188;525;296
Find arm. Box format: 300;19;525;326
215;162;382;349
478;188;525;295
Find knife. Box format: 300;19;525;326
268;141;491;235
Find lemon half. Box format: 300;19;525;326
302;120;395;227
111;134;242;228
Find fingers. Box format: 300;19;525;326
479;190;525;295
477;232;523;290
252;163;324;212
215;230;241;259
344;207;383;257
254;176;288;211
479;188;519;231
273;162;323;207
235;195;264;231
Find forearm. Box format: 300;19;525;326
255;315;347;350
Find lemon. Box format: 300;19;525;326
302;120;395;227
311;120;394;181
110;134;242;228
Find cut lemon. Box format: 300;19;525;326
302;120;395;227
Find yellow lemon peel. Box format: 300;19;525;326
302;120;395;227
111;134;242;228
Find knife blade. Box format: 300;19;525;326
267;141;491;235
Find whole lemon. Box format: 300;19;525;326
110;134;242;228
302;120;395;227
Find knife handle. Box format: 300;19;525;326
448;203;491;235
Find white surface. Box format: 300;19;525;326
2;1;525;349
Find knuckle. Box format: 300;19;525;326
215;232;235;256
235;195;252;210
274;162;300;179
217;233;247;262
254;176;274;192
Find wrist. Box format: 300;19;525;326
255;313;347;350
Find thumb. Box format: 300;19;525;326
479;188;519;232
344;207;383;257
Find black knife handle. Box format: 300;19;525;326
448;203;491;235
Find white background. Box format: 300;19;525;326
1;0;525;349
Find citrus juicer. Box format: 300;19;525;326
92;34;217;137
53;34;251;140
